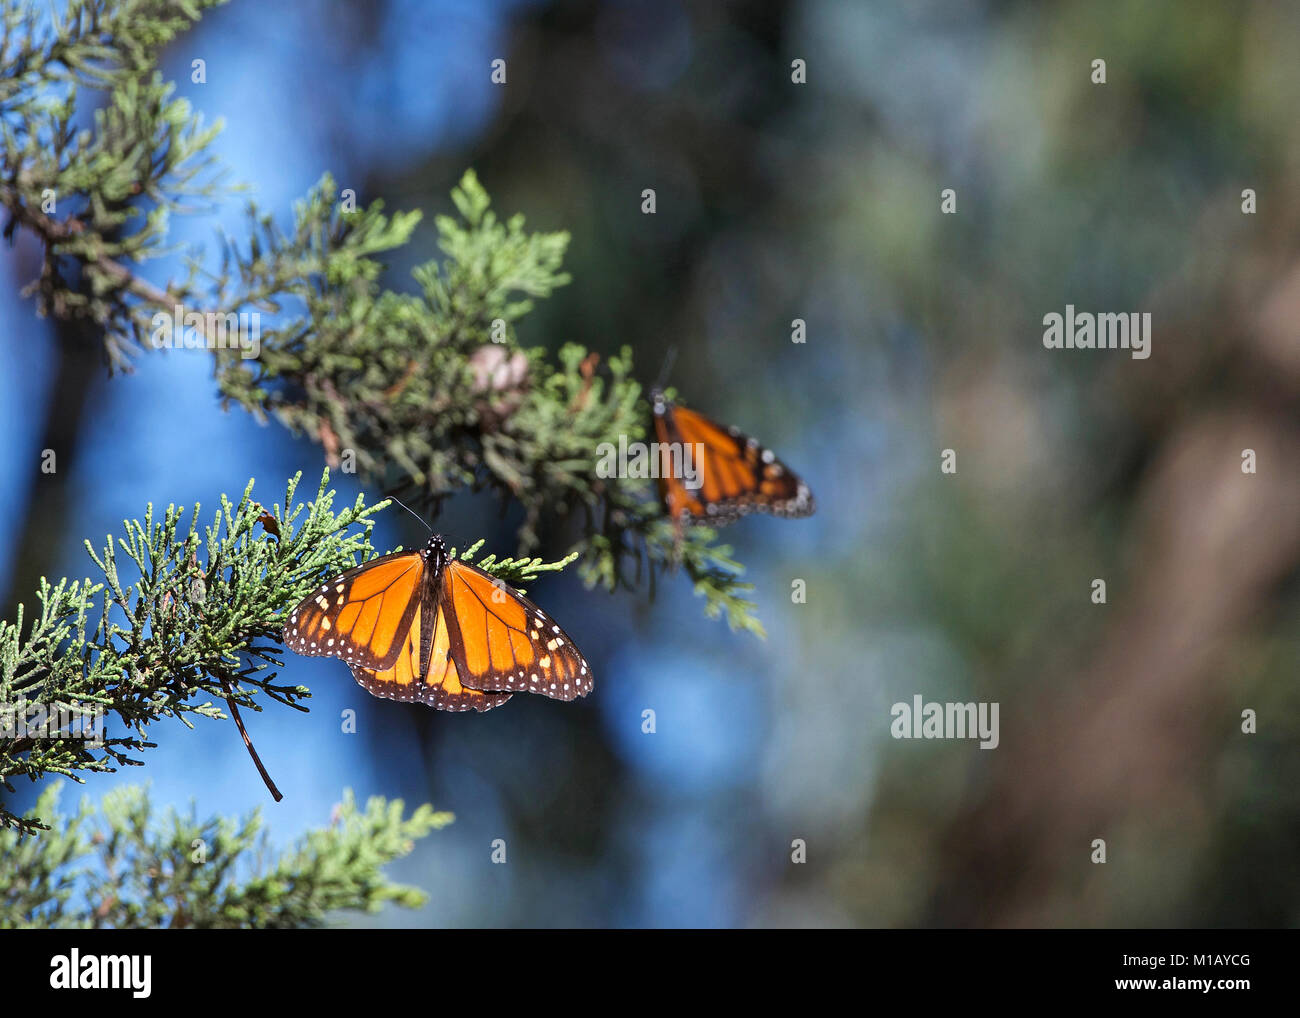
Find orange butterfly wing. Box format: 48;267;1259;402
438;559;593;702
286;537;592;710
653;396;814;524
351;602;512;713
653;405;708;521
284;550;424;671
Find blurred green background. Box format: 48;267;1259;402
3;0;1299;927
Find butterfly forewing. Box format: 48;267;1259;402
350;601;513;713
439;559;594;702
284;550;424;671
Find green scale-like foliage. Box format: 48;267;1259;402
0;0;778;926
0;469;582;834
1;784;451;928
0;0;764;637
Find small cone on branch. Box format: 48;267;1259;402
468;344;529;423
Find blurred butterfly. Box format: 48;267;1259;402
651;388;815;525
284;535;592;713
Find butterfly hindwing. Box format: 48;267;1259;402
350;601;513;713
438;559;593;702
283;550;424;671
653;395;814;524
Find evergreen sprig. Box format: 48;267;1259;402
1;784;449;928
0;0;764;635
0;0;773;929
0;0;231;369
0;468;586;834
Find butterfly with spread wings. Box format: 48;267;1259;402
651;388;815;526
284;535;592;713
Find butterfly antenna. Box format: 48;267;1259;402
385;492;434;533
653;345;679;391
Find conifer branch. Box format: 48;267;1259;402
0;0;765;636
1;784;450;928
0;468;588;834
0;0;775;931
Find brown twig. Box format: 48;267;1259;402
217;670;282;802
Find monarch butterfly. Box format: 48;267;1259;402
651;388;815;525
284;535;592;713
